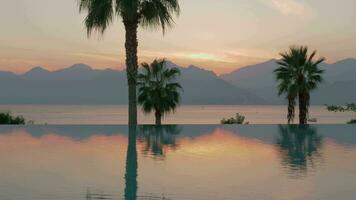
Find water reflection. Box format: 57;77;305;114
125;126;177;200
137;125;181;159
125;126;138;200
86;188;114;200
276;125;323;176
0;125;356;200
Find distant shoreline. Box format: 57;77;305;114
0;105;352;125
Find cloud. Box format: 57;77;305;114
264;0;312;17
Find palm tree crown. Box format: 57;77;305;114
274;45;325;124
137;59;182;125
79;0;180;35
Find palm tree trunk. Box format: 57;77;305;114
155;110;162;125
299;92;308;125
124;22;139;125
287;95;296;124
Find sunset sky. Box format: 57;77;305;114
0;0;355;74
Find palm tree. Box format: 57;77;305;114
274;45;325;124
78;0;180;125
137;59;182;125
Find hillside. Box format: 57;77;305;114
0;63;265;105
221;58;356;104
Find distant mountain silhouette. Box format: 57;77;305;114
1;59;354;105
0;70;17;80
221;58;356;104
23;66;51;79
0;62;264;105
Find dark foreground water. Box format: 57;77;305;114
0;125;355;200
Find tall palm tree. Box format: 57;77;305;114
274;46;325;124
78;0;180;125
137;59;182;125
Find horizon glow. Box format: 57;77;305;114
0;0;355;74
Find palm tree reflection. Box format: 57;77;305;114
124;126;138;200
137;125;181;160
276;125;323;176
124;126;180;200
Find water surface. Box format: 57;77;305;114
0;125;355;200
0;105;353;124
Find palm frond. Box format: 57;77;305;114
139;0;180;33
79;0;180;35
79;0;114;36
115;0;139;21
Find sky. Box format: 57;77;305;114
0;0;355;75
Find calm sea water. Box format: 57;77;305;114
0;125;355;200
0;105;354;124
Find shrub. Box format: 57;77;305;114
326;103;356;124
0;112;26;125
221;113;249;124
347;119;356;124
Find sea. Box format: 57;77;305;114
0;105;353;124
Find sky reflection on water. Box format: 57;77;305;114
0;125;355;200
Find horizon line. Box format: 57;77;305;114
3;57;356;76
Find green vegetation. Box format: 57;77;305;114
274;45;325;124
347;119;356;124
326;103;356;124
78;0;180;125
0;112;26;125
221;113;249;124
137;59;182;125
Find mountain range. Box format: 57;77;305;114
0;58;355;105
221;58;356;104
0;62;264;105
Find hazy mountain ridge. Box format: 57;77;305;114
221;58;356;104
22;64;126;81
0;58;354;105
0;62;264;105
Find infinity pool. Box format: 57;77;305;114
0;125;355;200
